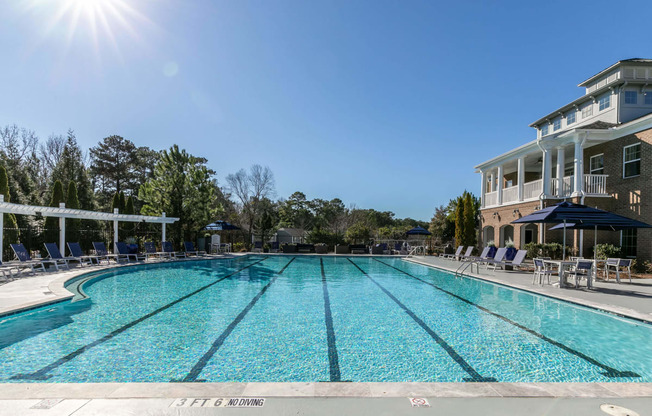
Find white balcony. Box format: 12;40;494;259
550;176;573;198
523;179;542;200
502;186;519;204
485;191;498;207
584;174;608;195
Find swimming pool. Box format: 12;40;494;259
0;255;650;383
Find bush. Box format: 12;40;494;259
232;242;246;252
504;238;515;248
524;242;542;259
594;243;621;260
486;240;496;248
631;258;652;274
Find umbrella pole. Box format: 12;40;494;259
562;220;567;260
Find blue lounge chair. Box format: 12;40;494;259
442;246;463;260
162;241;186;258
92;242;120;263
144;242;170;260
487;249;527;272
10;243;57;274
115;242;145;262
458;246;475;261
43;243;73;270
67;242;100;265
183;241;205;256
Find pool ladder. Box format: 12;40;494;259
455;259;480;277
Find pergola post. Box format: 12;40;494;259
162;212;166;242
59;202;66;255
0;195;4;263
113;208;119;251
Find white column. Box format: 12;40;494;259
59;202;66;255
572;138;583;196
162;212;166;242
556;146;565;197
113;208;119;251
0;195;4;263
517;157;525;201
488;171;495;193
480;171;486;207
542;148;552;196
496;165;504;205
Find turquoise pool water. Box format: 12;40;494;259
0;255;650;383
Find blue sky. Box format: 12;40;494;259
1;0;651;221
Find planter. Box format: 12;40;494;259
505;247;517;261
315;245;328;254
487;246;497;259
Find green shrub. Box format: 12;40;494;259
232;242;245;252
524;242;542;259
594;243;621;260
631;258;652;274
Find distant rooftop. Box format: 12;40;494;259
578;58;652;87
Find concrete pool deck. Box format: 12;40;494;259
0;254;650;415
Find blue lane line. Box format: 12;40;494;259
347;258;496;382
319;258;341;382
10;257;268;381
374;258;640;378
180;257;296;382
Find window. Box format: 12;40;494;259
589;154;604;174
599;94;611;111
623;143;641;178
625;91;637;104
645;93;652;105
553;119;561;131
621;229;637;258
582;104;593;118
566;111;576;125
541;124;549;136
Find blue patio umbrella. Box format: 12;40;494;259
406;226;432;236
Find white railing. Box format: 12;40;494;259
551;175;573;197
522;179;542;200
484;191;498;207
584;174;608;195
502;186;519;203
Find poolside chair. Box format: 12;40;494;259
457;246;474;261
184;241;205;257
533;258;553;285
564;260;593;288
270;241;280;253
482;248;508;271
488;249;528;272
442;246;463;260
253;241;263;253
10;243;56;274
92;242;120;263
67;242;101;266
115;242;145;262
605;258;632;283
43;243;73;270
603;258;620;281
162;241;186;258
144;242;170;260
0;259;18;281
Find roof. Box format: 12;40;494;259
577;121;618;130
276;228;306;237
578;58;652;87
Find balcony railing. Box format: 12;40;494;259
523;179;542;200
550;176;573;197
502;186;519;204
584;174;608;195
485;191;498;207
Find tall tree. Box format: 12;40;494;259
139;145;220;246
44;180;65;244
454;196;465;247
463;192;476;247
0;165;19;255
225;165;275;249
66;181;81;249
51;130;94;210
429;205;454;244
89;135;138;208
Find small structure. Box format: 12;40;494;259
0;195;178;262
273;228;307;244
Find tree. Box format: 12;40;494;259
139;145;220;246
110;191;124;213
66;181;81;248
89;135;139;208
345;222;371;244
463;192;476;247
255;198;278;246
225;165;275;249
454;196;465;246
429;205;454;244
278;191;314;230
51;130;94;211
0;165;19;254
44;180;65;245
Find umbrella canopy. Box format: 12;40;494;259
203;220;240;231
406;226;432;236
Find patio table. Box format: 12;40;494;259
543;260;589;289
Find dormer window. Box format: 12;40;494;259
553;119;561;131
599;94;611;111
566;111;576;125
625;91;637;104
541;124;549;136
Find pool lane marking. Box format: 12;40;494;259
347;258;496;382
10;257;269;381
180;257;297;382
319;258;341;382
373;259;640;378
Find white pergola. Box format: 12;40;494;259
0;195;179;262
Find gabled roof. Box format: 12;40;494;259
577;121;618;130
578;58;652;87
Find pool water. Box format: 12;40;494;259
0;255;650;383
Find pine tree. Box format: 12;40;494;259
124;195;134;215
44;180;65;245
0;165;20;254
110;191;122;213
89;135;139;209
463;192;476;247
454;195;464;247
66;181;80;250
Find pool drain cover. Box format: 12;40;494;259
600;404;639;416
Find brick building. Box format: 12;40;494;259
475;59;652;260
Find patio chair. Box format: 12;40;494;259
606;258;632;283
92;242;120;263
564;260;593;288
67;242;101;266
115;242;145;262
253;241;263;253
442;246;463;260
43;243;74;270
533;258;554;285
270;241;280;253
482;248;508;271
603;258;620;281
162;241;187;258
184;241;205;256
144;242;170;260
10;243;55;274
457;246;475;261
0;259;18;280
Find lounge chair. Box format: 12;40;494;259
458;246;475;261
270;241;280;253
115;242;145;262
184;241;205;256
533;258;553;285
482;248;508;271
252;241;263;253
162;241;186;258
349;244;367;254
92;242;120;263
43;243;74;270
441;246;463;260
10;243;56;274
564;260;593;288
67;242;101;266
0;259;18;280
487;249;527;272
144;242;170;260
